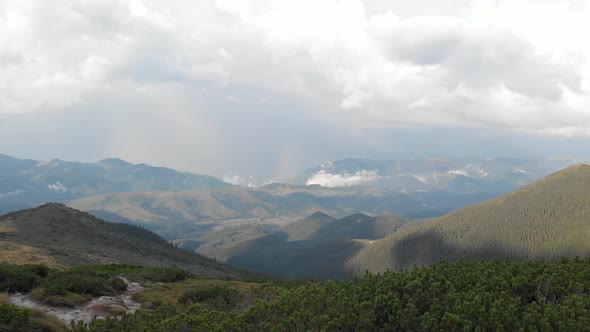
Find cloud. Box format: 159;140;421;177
3;0;590;179
306;170;382;187
223;175;254;187
1;0;590;136
0;189;24;199
448;164;488;178
47;181;67;192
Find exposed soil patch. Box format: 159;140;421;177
8;276;144;326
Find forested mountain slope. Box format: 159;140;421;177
348;164;590;275
224;213;408;279
0;203;240;278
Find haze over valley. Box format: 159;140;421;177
4;0;590;330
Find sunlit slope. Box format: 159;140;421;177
67;185;422;227
348;165;590;275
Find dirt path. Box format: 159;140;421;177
8;276;144;327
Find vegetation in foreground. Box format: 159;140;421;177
0;303;66;332
63;258;590;331
4;258;590;331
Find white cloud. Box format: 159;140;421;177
47;181;67;192
223;174;280;188
0;189;24;199
223;175;254;187
306;169;382;187
410;174;429;184
1;0;590;136
448;164;488;178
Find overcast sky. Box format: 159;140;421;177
2;0;590;180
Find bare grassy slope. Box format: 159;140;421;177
0;203;241;278
348;165;590;275
66;186;422;227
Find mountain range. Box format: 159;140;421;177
182;164;590;279
66;184;422;230
2;164;590;281
0;154;231;214
1;154;580;223
298;157;578;193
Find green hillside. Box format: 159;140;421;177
225;213;408;279
0;203;240;279
348;164;590;275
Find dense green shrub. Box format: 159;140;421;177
178;286;243;311
134;267;190;282
74;258;590;331
0;304;30;332
0;264;47;293
42;270;127;298
0;303;65;331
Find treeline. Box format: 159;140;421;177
70;258;590;331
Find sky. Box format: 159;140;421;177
2;0;590;181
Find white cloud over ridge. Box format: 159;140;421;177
306;170;382;187
1;0;590;136
223;175;255;187
47;181;67;192
0;189;24;199
448;164;488;178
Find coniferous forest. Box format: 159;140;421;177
4;259;590;331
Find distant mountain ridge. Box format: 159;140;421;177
66;185;423;229
0;203;240;278
0;154;231;213
347;164;590;275
298;157;578;194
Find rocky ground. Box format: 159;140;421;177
8;276;144;326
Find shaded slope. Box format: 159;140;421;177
281;211;335;241
0;203;240;278
348;164;590;275
225;212;408;279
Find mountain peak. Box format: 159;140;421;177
98;158;134;166
563;164;590;171
307;211;333;220
1;203;241;278
538;163;590;182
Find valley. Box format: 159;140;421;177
3;158;590;330
4;2;590;328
